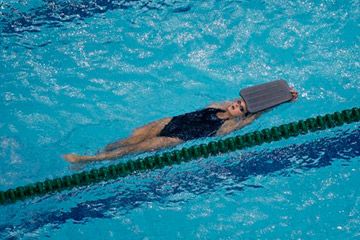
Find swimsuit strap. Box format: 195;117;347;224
207;107;229;121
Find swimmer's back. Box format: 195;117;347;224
158;108;226;141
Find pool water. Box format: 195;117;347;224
0;0;359;239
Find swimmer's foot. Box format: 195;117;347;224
63;154;83;163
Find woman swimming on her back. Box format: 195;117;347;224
63;89;298;163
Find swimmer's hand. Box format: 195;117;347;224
290;87;298;101
63;154;82;163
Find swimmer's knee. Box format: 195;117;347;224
132;121;159;136
132;127;146;136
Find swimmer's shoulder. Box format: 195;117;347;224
207;101;232;110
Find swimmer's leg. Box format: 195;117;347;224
102;118;172;152
64;136;182;163
102;136;144;153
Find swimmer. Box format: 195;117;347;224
63;88;298;163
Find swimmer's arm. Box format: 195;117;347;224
243;112;262;125
216;112;262;136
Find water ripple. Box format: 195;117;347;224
0;0;191;34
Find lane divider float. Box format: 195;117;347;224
0;107;359;205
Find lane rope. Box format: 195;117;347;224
0;107;359;205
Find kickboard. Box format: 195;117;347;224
240;80;292;113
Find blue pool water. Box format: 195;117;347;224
0;0;359;239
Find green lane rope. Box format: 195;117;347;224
0;107;359;205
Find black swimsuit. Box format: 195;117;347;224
158;108;227;141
